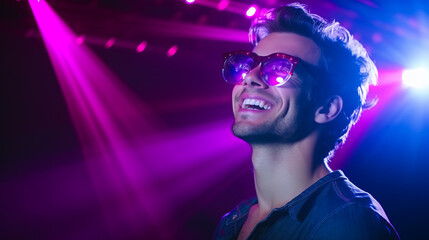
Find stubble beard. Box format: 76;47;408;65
232;118;298;144
231;110;316;145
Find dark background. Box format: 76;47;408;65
1;0;428;239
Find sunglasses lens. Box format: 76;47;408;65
222;54;254;84
261;58;293;86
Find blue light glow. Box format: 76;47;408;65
402;68;429;89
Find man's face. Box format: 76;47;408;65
231;32;322;143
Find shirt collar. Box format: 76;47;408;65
286;170;347;219
225;170;347;225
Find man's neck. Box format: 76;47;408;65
250;131;331;214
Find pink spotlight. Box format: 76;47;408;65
246;5;258;17
76;35;85;45
185;0;195;4
217;0;229;11
105;37;115;49
167;45;178;57
28;0;165;237
136;41;147;53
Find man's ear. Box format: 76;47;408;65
314;96;343;124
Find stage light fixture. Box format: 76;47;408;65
217;0;229;11
186;0;195;4
246;5;257;17
402;68;429;89
136;41;147;53
167;45;178;57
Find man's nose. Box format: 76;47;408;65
242;66;269;88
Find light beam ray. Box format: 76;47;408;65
29;1;251;238
331;70;402;169
28;0;167;237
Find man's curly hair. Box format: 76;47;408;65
250;3;378;161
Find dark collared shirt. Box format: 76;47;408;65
213;171;399;240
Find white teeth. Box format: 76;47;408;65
241;98;271;110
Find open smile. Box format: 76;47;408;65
241;98;272;110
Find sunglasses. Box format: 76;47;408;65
222;50;301;86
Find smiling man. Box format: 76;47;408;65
214;3;399;240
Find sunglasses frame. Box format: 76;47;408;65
222;50;301;86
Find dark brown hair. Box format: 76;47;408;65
250;3;378;161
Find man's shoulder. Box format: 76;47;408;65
292;172;383;217
322;175;384;209
303;174;399;239
304;173;389;222
310;202;399;239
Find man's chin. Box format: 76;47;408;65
231;122;308;144
231;123;279;144
231;122;257;138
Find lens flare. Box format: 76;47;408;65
76;35;85;45
105;37;115;49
